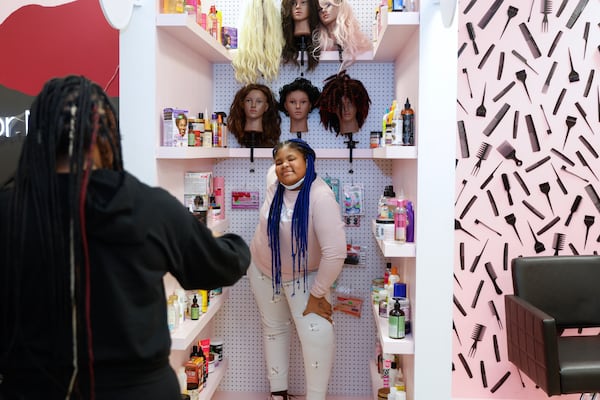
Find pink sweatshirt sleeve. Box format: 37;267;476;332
309;181;347;298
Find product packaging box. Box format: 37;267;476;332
162;108;188;147
184;172;213;210
221;27;237;49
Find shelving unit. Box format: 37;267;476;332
156;13;231;61
372;304;414;354
120;3;455;399
171;288;230;350
373;11;419;61
200;358;229;400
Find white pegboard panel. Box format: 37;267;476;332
207;13;401;395
213;157;400;396
214;62;395;150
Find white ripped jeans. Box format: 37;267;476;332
248;263;335;400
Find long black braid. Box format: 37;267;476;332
1;75;122;398
267;139;316;296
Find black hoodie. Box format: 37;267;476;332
0;169;250;398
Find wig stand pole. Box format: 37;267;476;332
344;132;358;174
296;131;302;139
248;131;256;173
298;35;308;77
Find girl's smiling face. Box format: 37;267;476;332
274;145;307;188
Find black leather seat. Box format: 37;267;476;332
505;255;600;396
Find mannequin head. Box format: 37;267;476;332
317;0;339;29
317;70;370;136
313;0;372;68
228;84;281;147
278;78;321;134
281;0;321;71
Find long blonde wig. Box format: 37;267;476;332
233;0;284;84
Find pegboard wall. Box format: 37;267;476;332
209;58;407;395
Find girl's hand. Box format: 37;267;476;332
302;294;333;323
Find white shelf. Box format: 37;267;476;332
372;304;414;354
373;11;420;62
156;13;232;62
156;146;374;160
319;49;374;62
200;358;228;400
171;288;229;350
372;146;417;159
372;220;416;258
156;146;229;159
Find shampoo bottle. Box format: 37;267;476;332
388;298;405;339
401;98;415;145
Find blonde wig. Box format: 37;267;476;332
233;0;284;84
312;0;372;70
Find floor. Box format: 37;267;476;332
213;392;371;400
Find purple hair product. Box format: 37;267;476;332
406;201;414;242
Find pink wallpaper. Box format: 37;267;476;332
453;0;600;398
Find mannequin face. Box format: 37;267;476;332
243;89;269;121
274;145;307;187
318;0;338;27
284;90;311;123
339;96;357;123
292;0;309;22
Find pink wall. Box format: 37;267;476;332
453;1;599;398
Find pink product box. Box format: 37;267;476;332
221;27;237;49
162;108;188;147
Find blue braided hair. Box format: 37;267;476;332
267;138;317;296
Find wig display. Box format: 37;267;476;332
232;0;284;84
281;0;321;71
313;0;372;71
278;77;321;135
228;83;282;147
317;70;371;136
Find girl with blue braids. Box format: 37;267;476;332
249;139;347;400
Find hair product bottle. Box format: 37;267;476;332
401;98;415;145
388;298;405;339
191;294;200;320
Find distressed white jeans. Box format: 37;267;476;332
248;263;335;400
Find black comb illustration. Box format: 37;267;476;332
472;142;492;175
552;232;565;255
489;300;503;329
469;323;486;357
485;262;503;294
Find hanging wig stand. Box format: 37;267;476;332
297;35;308;77
246;131;257;173
344;132;358;174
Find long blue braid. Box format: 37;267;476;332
267;139;316;296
